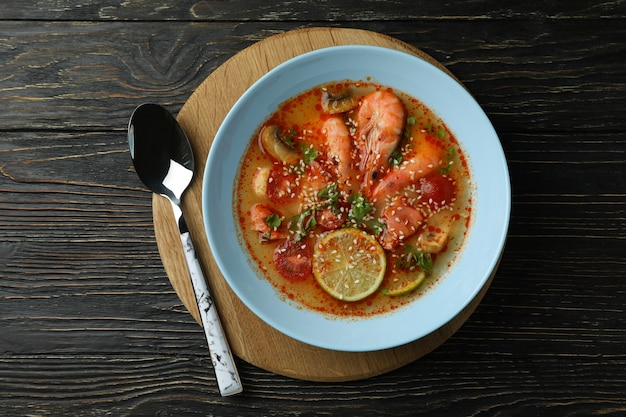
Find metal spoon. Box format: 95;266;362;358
128;103;243;396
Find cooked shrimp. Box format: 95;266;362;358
378;197;424;250
322;116;355;190
250;203;287;241
355;91;406;192
369;132;444;203
301;160;332;194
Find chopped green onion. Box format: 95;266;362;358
389;149;403;167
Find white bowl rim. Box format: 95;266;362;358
202;45;511;352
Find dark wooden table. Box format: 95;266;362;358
1;1;625;416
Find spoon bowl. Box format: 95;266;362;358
128;103;194;204
128;103;242;396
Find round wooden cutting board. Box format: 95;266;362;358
152;27;495;382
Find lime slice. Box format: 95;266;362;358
383;270;426;296
312;228;386;302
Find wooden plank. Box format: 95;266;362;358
0;21;624;133
1;347;625;415
1;0;625;21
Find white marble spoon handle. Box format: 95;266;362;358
172;202;243;396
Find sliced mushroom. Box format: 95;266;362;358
321;90;358;114
259;125;300;164
417;211;453;253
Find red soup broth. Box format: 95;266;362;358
234;80;472;318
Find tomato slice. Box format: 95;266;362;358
273;239;313;281
266;166;299;204
419;174;456;210
316;206;346;231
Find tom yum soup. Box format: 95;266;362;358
235;80;472;317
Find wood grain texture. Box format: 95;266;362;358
1;0;625;415
0;19;624;133
1;0;626;20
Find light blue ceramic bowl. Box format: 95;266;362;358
203;45;510;352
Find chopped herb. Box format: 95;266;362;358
403;116;416;140
389;149;403;167
438;147;457;175
265;213;282;230
283;128;297;146
396;245;433;274
289;209;316;242
317;183;339;211
347;192;373;223
346;192;384;234
417;251;433;274
300;144;318;165
363;218;385;236
423;121;448;140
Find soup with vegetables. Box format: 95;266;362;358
235;80;472;317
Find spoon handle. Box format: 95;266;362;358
172;202;243;396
